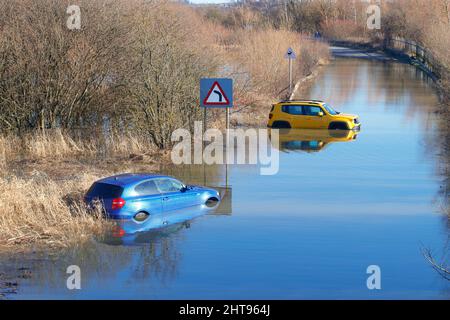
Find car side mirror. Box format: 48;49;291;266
318;112;324;117
180;186;188;193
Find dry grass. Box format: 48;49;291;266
0;172;111;250
26;130;96;159
233;29;301;97
0;129;158;162
226;29;329;103
106;132;158;157
321;20;368;43
0;135;8;170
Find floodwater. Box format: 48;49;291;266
2;52;449;299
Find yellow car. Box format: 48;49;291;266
268;100;361;130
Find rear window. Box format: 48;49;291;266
87;183;123;199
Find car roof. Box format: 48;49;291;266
97;173;172;187
278;99;324;104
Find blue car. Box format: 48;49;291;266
85;174;221;225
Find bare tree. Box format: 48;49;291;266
0;0;129;132
120;4;217;149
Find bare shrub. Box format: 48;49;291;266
425;22;450;70
0;0;128;133
120;3;218;149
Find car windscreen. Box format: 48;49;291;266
87;183;123;199
323;103;338;115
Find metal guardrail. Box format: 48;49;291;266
387;37;440;79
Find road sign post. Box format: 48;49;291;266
200;78;233;188
284;47;297;97
289;58;292;94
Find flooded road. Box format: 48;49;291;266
3;56;449;299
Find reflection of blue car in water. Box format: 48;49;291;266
85;173;221;232
106;204;212;245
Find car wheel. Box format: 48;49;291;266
134;211;150;222
271;121;291;129
205;197;219;208
329;122;349;130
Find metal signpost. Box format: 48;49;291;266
284;47;297;97
200;78;233;214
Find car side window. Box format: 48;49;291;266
135;180;159;196
304;106;323;116
170;179;184;191
155;178;183;193
282;105;303;115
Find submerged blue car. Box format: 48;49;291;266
85;173;220;224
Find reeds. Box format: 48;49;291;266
0;172;110;249
0;129;157;163
0;136;7;170
227;29;329;101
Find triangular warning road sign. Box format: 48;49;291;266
203;81;230;105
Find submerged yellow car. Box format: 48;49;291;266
268;100;361;130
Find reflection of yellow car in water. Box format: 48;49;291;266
268;100;361;130
270;129;358;153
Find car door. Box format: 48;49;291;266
303;105;328;129
282;105;306;128
130;180;163;215
155;178;197;212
